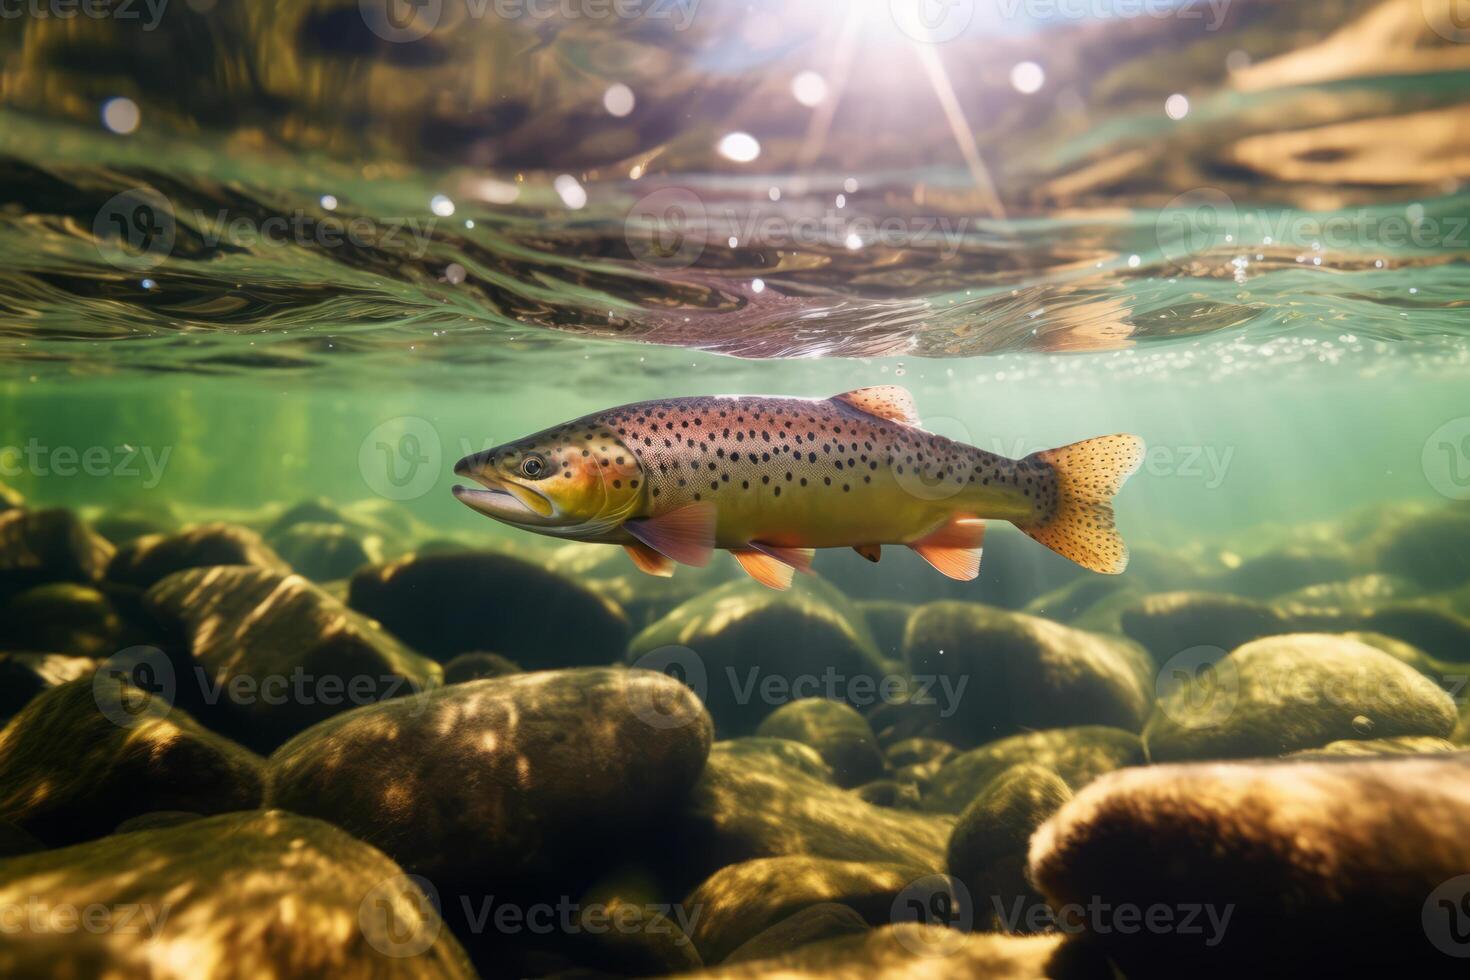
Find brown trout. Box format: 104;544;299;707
453;386;1143;589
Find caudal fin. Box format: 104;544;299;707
1018;434;1144;574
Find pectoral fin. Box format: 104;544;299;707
909;515;986;581
623;542;676;577
624;502;717;567
733;550;796;590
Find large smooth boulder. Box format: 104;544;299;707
268;521;382;582
903;602;1153;745
106;522;288;589
268;667;712;882
627;578;886;734
754;699;884;788
1030;754;1470;977
1144;634;1456;761
1213;542;1360;599
0;652;93;720
1375;506;1470;589
722;903;870;964
1120;591;1287;662
0;675;265;845
0;508;113;595
349;550;630;665
947;763;1072;932
0;810;474;978
144;566;441;747
0;582;122;657
686;857;925;964
923;727;1142;814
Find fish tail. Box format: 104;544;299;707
1017;434;1144;574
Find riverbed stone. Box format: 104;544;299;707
0;675;265;845
711;736;834;782
0;582;122;657
268;521;381;581
1143;633;1456;761
144;566;441;747
923;727;1142;814
107;522;289;589
1374;505;1470;590
1214;542;1360;599
754;699;884;788
723;903;870;964
903;602;1154;745
1120;590;1288;662
686;857;924;963
627;577;886;734
0;809;475;978
947;763;1071;932
1029;754;1470;977
0;651;94;720
268;667;712;882
442;651;522;684
0;507;113;596
349;550;630;666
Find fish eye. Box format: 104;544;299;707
519;454;547;479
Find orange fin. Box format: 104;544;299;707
1018;435;1144;574
733;550;795;590
853;544;881;563
625;502;717;567
623;542;675;577
909;516;986;581
749;542;815;573
830;386;920;427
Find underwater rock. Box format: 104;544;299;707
1029;754;1470;978
267;521;381;582
0;810;475;978
268;667;712;881
107;522;289;589
753;698;884;788
0;507;113;595
90;507;177;545
1021;575;1139;626
113;810;206;834
854;779;921;809
1273;573;1419;610
685;856;924;964
1120;590;1287;662
0;651;94;720
144;565;441;747
1143;633;1456;762
660;745;953;891
567;868;704;976
1212;542;1360;599
884;736;956;771
903;602;1154;745
670;926;1068;978
0;582;122;657
1288;735;1457;758
0;819;43;858
627;577;886;735
0;675;265;846
348;550;630;666
1374;505;1470;590
856;600;916;660
708;736;835;782
947;763;1072;932
923;727;1143;814
722;903;871;964
442;650;523;684
1351;599;1470;664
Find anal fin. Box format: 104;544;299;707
749;542;815;573
909;515;986;581
623;542;675;577
733;550;796;590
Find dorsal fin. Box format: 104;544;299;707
830;386;920;427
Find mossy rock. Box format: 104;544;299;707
923;727;1142;814
0;652;94;720
442;651;522;684
754;698;884;788
267;521;382;582
903;602;1154;745
1143;633;1457;761
1120;590;1287;663
0;810;474;978
1213;542;1360;599
0;508;113;596
268;667;712;882
711;736;834;782
0;675;265;846
723;903;870;964
349;550;630;666
0;583;122;657
1374;505;1470;589
106;522;289;589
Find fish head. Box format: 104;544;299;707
452;420;644;535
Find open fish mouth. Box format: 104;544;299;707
452;483;551;522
